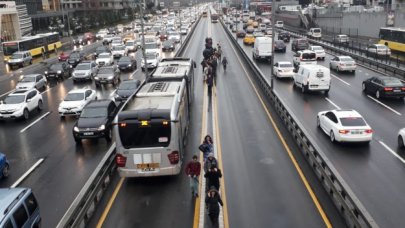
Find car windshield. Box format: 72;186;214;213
312;46;324;51
113;46;125;50
98;68;114;74
75;64;90;70
383;78;403;87
112;40;121;43
302;53;316;59
50;64;63;70
119;57;131;63
11;54;23;59
126;41;134;46
65;93;84;101
80;107;107;118
377;45;388;50
340;57;354;62
145;53;156;59
145;43;158;49
70;53;80;58
119;82;137;90
20;77;35;82
99;53;110;58
313;29;321;33
340;117;367;126
96;47;107;52
280;63;293;68
4;95;25;104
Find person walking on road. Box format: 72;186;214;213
205;186;223;228
206;73;214;100
199;135;214;161
204;152;218;173
204;164;222;191
185;155;201;197
222;57;228;71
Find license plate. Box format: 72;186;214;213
83;132;94;136
136;163;159;169
101;80;106;83
351;130;362;134
394;90;401;92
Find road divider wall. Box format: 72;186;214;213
56;14;202;228
220;20;379;228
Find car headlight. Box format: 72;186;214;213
44;71;48;74
73;126;80;132
108;76;114;79
57;70;62;74
98;124;105;131
128;64;131;67
94;76;99;80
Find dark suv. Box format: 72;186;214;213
291;38;310;52
72;99;117;142
44;62;71;80
94;66;120;87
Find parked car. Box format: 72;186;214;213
7;51;32;69
274;40;286;52
94;66;120;87
73;99;118;142
273;61;294;78
0;188;41;228
329;56;356;73
367;44;391;56
162;40;175;52
72;61;98;82
317;109;373;143
44;62;71;80
58;88;97;117
96;52;114;66
362;76;405;99
0;89;43;120
113;79;141;102
117;56;137;72
0;153;10;179
58;52;70;61
16;74;47;90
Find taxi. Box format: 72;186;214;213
243;34;255;46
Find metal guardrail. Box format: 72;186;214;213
281;27;405;77
221;20;379;228
56;14;202;228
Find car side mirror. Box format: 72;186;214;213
26;99;31;102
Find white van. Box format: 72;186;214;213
275;21;284;28
307;28;322;38
252;37;272;61
293;65;331;94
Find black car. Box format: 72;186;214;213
72;99;117;142
278;32;291;42
94;66;120;87
94;46;110;58
113;79;141;102
292;38;309;52
117;56;137;72
44;62;71;80
274;40;287;53
362;76;405;99
162;40;175;52
67;52;84;68
73;36;85;45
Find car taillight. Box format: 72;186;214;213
384;87;393;91
365;129;373;134
116;154;127;167
339;130;349;134
167;151;180;165
401;87;405;91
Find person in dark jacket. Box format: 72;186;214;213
204;164;222;191
199;135;214;161
206;73;214;99
204;152;217;173
185;155;201;197
205;186;223;228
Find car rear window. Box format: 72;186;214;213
302;53;316;60
382;78;403;87
119;119;171;148
340;117;367;126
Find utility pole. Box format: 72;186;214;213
61;0;73;48
270;2;275;89
139;0;149;79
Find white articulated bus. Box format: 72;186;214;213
115;80;191;177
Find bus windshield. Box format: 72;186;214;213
3;42;19;56
119;120;171;148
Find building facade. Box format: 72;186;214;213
0;1;21;41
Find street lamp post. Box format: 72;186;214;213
139;0;149;79
61;0;73;48
270;3;275;89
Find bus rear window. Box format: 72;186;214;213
119;120;171;148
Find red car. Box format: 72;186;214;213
236;30;246;38
58;52;70;61
160;31;168;41
84;32;95;41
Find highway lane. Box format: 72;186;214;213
227;23;405;227
0;37;179;227
87;17;207;228
211;21;345;227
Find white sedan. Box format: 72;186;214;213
317;109;373;143
58;88;97;117
309;46;326;60
96;53;114;66
329;56;356;73
273;61;294;78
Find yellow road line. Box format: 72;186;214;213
96;177;125;228
213;85;230;228
223;30;332;227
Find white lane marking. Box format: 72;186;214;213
0;89;15;98
325;98;341;109
379;141;405;164
11;158;45;188
331;74;350;86
366;95;401;116
20;111;51;133
109;89;117;97
128;69;139;79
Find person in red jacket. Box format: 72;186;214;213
185;155;201;197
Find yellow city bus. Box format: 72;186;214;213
379;27;405;53
2;32;62;61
